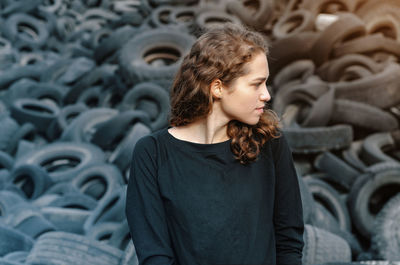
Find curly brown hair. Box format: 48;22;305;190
169;23;282;164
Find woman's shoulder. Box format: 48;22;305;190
267;129;294;160
133;127;169;153
262;128;289;159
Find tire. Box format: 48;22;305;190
1;0;40;16
108;122;151;175
300;85;336;127
0;115;19;152
0;224;33;256
121;241;139;265
7;122;36;155
43;182;80;196
273;59;315;90
80;8;119;24
47;193;98;211
332;62;400;109
71;163;124;203
300;0;356;14
2;78;65;109
356;0;400;42
86;221;123;243
0;259;26;265
14;142;105;182
93;25;137;64
118;27;195;86
304;177;351;231
40;207;91;234
169;6;197;32
314;151;361;190
272;76;329;117
108;220;131;250
226;0;274;30
31;193;60;208
273;9;314;39
298;174;316;224
119;82;169;130
149;0;196;6
14;139;36;160
360;132;400;165
0;190;26;218
0;151;14;171
110;9;144;30
283;124;353;154
331;99;399;132
149;5;174;28
38;0;63;13
132;99;158;120
0;169;9;190
2;183;27;199
195;10;242;33
63;41;94;59
46;103;88;141
76;85;103;107
2;13;49;50
342;140;367;172
62;65;115;105
4;203;56;239
294;157;313;176
332;33;400;59
54;57;95;85
347;164;400;238
10;98;60;134
310;13;366;66
83;185;127;234
37;58;80;83
0;65;44;90
54;15;78;41
0;36;12;53
67;19;104;45
3;251;28;263
91;110;150;150
316;54;382;82
18;51;54;67
25;231;124;265
302;224;351;265
9;164;53;200
60;108;118;143
111;0;148;16
273;32;316;78
371;193;400;261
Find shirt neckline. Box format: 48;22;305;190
164;127;232;153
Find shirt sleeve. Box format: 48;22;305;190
272;132;305;265
125;135;177;265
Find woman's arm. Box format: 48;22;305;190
125;135;177;265
272;132;305;265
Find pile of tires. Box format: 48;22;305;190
0;0;399;264
263;1;400;264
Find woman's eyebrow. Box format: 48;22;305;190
252;77;267;82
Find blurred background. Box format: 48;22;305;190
0;0;399;264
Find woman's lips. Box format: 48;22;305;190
256;107;264;113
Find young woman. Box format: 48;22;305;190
125;23;304;265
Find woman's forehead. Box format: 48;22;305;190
242;54;269;78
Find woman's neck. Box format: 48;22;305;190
169;116;230;144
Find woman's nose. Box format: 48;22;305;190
260;86;271;102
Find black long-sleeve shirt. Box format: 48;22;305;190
125;127;304;265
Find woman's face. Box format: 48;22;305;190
219;52;271;125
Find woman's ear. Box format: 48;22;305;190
210;79;223;100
